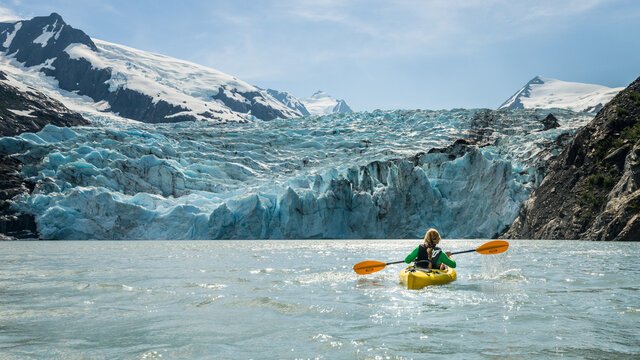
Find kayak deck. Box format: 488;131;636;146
399;265;457;290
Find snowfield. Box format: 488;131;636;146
499;76;624;113
65;38;303;122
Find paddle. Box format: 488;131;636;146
352;240;509;275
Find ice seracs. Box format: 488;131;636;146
499;76;624;114
1;108;593;239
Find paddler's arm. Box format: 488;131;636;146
437;251;456;268
404;246;419;263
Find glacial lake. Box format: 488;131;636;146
1;240;639;359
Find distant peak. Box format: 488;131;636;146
499;75;623;113
312;90;328;97
42;12;66;25
48;12;63;20
20;12;68;29
528;76;547;85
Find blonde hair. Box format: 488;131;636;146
423;229;441;267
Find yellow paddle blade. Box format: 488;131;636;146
475;240;509;255
353;260;387;275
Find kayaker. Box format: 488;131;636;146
404;228;456;270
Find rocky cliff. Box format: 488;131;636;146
0;70;88;239
0;71;87;136
503;76;640;240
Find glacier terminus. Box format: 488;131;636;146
1;108;593;239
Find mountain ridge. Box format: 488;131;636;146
0;13;307;123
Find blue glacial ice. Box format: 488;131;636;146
0;109;593;239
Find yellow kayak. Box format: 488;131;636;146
399;265;457;290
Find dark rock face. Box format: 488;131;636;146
0;155;37;239
211;89;290;121
427;139;476;160
0;71;87;136
503;76;640;241
498;76;545;110
332;99;353;114
263;88;310;116
0;13;298;123
0;13;96;66
0;69;89;239
540;113;560;131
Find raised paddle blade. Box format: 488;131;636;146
353;261;387;275
475;240;509;255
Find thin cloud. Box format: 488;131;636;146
195;0;615;84
280;0;613;55
0;6;21;22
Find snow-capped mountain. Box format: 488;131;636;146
499;76;624;114
301;91;353;115
261;88;310;116
0;13;306;123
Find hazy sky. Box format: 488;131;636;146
1;0;638;111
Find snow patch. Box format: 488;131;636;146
64;43;107;69
33;21;60;47
8;108;35;117
3;22;22;48
41;57;56;70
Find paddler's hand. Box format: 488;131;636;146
445;251;452;257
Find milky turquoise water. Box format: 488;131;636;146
1;240;639;359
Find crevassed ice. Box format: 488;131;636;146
0;109;593;239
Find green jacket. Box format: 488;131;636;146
404;246;457;268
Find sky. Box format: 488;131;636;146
0;0;638;111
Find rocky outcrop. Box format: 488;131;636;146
262;88;310;116
540;113;559;131
0;69;88;239
0;156;37;239
0;71;87;136
503;76;640;240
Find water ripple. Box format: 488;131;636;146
0;240;638;359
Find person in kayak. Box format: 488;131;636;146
404;228;456;270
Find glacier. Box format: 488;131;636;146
0;108;593;239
